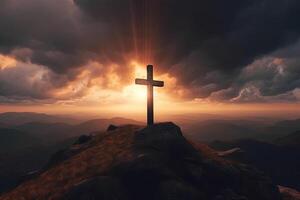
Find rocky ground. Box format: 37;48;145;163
0;122;283;200
279;186;300;200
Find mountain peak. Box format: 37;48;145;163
1;122;280;200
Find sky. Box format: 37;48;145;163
0;0;300;117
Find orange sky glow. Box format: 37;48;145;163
1;54;300;120
0;0;300;123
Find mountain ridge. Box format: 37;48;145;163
0;115;143;194
0;122;281;200
0;112;78;126
210;138;300;190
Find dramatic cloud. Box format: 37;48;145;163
0;59;57;101
0;0;300;103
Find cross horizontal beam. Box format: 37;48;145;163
135;78;164;87
135;65;164;126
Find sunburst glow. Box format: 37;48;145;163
0;55;17;69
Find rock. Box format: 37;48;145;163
112;122;280;200
217;148;243;157
107;124;118;131
44;135;92;170
17;170;40;186
1;123;282;200
279;185;300;200
236;164;280;200
135;122;183;146
134;122;196;157
74;135;92;145
64;176;128;200
217;148;247;163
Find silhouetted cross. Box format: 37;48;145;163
135;65;164;126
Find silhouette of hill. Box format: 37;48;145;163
72;117;143;136
182;118;300;143
0;128;39;152
0;112;78;126
279;186;300;200
275;119;300;130
261;119;300;141
210;139;300;190
183;120;259;142
0;123;8;128
0;123;280;200
14;122;74;143
275;131;300;147
0;127;76;194
12;117;143;143
0;117;143;194
4;112;299;143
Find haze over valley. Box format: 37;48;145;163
1;111;300;194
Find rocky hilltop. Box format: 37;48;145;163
0;122;281;200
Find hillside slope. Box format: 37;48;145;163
211;139;300;190
0;123;280;200
275;131;300;147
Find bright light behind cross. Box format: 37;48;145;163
123;62;148;101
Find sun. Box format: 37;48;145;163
123;84;147;102
122;61;148;102
123;60;172;103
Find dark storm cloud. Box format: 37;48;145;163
0;0;113;73
75;0;300;65
0;0;133;101
0;61;60;100
74;0;300;100
0;0;300;102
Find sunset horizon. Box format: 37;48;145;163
1;57;299;119
1;0;300;199
1;0;300;118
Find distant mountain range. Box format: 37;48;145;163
177;116;300;191
261;119;300;141
0;122;8;128
183;120;258;142
0;128;39;152
1;112;300;195
0;112;79;126
275;131;300;146
210;133;300;191
183;118;300;143
0;112;143;143
0;112;143;193
2;112;300;143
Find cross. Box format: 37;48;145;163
135;65;164;126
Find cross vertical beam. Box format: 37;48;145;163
135;65;164;126
147;65;154;125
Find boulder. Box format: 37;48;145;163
74;135;92;145
107;124;118;131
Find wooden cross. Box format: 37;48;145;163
135;65;164;126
